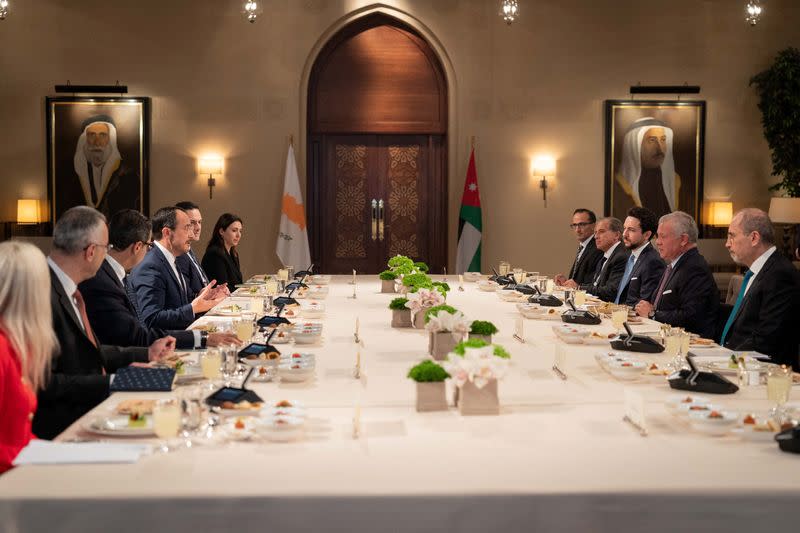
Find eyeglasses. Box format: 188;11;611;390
569;222;593;229
141;241;155;250
84;242;112;252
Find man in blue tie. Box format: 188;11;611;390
721;208;800;369
129;206;226;330
615;207;665;305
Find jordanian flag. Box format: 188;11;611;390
456;149;482;273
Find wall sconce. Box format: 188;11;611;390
708;201;733;227
532;156;556;208
198;156;224;199
17;199;40;224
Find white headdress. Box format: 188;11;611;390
619;117;676;211
73;117;122;207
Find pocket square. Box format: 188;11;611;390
662;289;673;295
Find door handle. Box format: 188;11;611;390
378;199;385;242
371;199;377;241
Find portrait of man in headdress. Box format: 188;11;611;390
605;100;705;223
47;97;150;222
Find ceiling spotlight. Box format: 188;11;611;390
500;0;519;26
0;0;9;21
745;1;763;26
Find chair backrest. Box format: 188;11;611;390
725;274;744;305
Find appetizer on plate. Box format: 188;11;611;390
116;399;157;415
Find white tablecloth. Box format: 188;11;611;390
1;276;798;532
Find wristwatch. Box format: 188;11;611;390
200;330;209;349
648;309;656;319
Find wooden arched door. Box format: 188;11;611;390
307;15;448;274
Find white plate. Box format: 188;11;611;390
688;410;739;435
310;275;331;285
255;416;305;442
665;394;712;414
268;400;305;409
216;404;263;417
223;420;258;441
705;358;769;375
463;272;482;282
278;370;315;382
175;364;204;383
85;415;155;437
241;357;280;368
606;360;647;381
477;281;498;292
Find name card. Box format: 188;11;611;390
623;388;648;436
513;317;525;343
554;343;566;369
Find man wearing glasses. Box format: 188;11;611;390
128;206;226;331
38;206;174;439
555;208;604;286
79;209;241;351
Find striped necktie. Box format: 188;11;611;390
652;264;673;309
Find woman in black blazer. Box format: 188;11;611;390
201;213;244;287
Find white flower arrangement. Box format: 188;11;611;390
443;345;509;389
424;310;470;335
404;288;444;316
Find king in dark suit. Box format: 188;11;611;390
635;212;718;339
721;209;800;369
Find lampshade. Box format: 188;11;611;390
198;156;224;175
532;156;556;176
17;199;40;224
768;197;800;224
708;201;733;227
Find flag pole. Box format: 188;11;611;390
470;135;476;150
289;134;294;147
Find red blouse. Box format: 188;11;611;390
0;331;37;474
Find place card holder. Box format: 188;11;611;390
458;274;464;292
352;404;361;440
353;349;361;379
622;388;648;436
354;317;360;344
552;343;567;380
513;317;525;343
348;269;357;299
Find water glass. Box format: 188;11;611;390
153;399;182;440
611;305;628;332
201;348;222;380
498;261;510;276
286;265;295;280
277;268;289;282
767;365;792;420
513;268;527;285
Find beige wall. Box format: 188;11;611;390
1;0;798;277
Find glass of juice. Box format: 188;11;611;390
767;365;792;420
153;399;182;452
201;348;222;380
574;290;587;307
611;305;627;332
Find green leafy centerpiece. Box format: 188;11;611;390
407;360;450;412
468;320;498;344
389;297;412;328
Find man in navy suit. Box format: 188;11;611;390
635;211;718;338
563;217;630;302
174;200;221;301
128;206;225;331
80;209;241;349
721;208;800;369
615;206;666;306
35;206;174;439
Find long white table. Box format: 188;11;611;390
1;276;798;532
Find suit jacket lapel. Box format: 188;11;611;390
50;267;100;354
154;246;186;303
731;253;777;327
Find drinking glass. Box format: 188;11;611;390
537;277;548;293
530;271;540;281
177;385;206;447
234;316;254;342
767;365;792;420
221;344;240;383
545;279;555;294
277;268;289;282
201;348;222;380
513;268;527;285
574;290;587;307
611;305;628;332
286;265;295;280
153;399;182;452
264;279;278;296
498;261;510;276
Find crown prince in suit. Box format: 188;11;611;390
34;207;174;440
721;208;800;369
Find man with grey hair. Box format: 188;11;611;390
721;208;800;368
563;217;630;302
35;206;174;440
634;211;718;338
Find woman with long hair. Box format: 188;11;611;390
0;241;59;473
201;213;244;287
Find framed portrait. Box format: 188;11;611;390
604;100;705;225
46;96;150;223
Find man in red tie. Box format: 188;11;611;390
634;211;718;338
35;206;175;440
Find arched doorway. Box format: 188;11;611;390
307;14;448;274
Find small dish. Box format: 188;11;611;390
688;409;739;436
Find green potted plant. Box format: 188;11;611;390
469;320;498;344
413;261;430;272
750;47;800;198
379;270;398;293
424;306;469;361
401;272;434;293
445;340;511;415
389;297;411;328
431;281;450;298
407;360;450;412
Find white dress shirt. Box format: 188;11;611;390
105;254;126;284
603;240;622;260
154;241;185;293
744;246;776;297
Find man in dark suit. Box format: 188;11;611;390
721;208;800;369
174;201;220;301
635;211;718;338
80;209;241;350
128;206;225;331
555;208;604;286
34;206;174;440
615;206;666;305
564;217;629;302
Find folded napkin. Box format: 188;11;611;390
13;440;150;466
